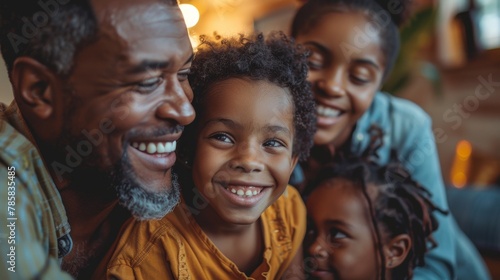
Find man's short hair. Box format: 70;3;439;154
0;0;177;77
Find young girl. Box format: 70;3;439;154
289;0;490;278
97;32;316;279
304;154;443;280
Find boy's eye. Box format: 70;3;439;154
136;77;163;93
209;133;233;143
263;139;285;148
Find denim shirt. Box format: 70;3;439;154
294;92;490;279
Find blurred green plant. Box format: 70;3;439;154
382;5;441;96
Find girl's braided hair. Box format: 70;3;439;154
305;125;447;279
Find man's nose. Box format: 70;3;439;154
155;79;195;126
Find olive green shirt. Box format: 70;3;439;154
0;102;73;279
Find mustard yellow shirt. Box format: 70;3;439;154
99;186;305;280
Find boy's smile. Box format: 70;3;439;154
191;78;298;225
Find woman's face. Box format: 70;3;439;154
295;11;385;147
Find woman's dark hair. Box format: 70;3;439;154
305;126;446;279
291;0;412;79
181;32;316;162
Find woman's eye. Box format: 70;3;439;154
350;67;372;85
210;133;233;143
350;75;370;85
307;60;322;70
137;77;163;93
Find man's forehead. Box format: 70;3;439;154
91;0;185;39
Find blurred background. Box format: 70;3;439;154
1;0;499;276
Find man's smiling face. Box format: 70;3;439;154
56;0;195;218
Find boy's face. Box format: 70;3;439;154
191;78;298;225
305;178;379;280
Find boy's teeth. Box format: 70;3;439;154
317;105;341;117
226;186;263;197
147;143;157;154
131;141;177;154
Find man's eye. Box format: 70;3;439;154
136;77;163;93
178;69;191;81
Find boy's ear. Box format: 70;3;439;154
290;156;299;172
11;57;58;120
383;234;411;269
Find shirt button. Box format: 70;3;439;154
356;133;364;141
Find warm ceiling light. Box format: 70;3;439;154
179;4;200;28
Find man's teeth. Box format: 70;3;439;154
317;105;342;117
131;141;177;154
227;186;262;197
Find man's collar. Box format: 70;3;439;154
2;100;39;146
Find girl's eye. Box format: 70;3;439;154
304;227;317;246
263;139;285;148
209;133;233;143
327;229;347;243
136;77;163;93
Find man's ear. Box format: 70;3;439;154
11;57;59;119
383;234;411;269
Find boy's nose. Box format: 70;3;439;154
228;142;264;173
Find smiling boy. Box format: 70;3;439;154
98;33;316;279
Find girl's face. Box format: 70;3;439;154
192;78;298;225
305;178;379;280
295;11;385;147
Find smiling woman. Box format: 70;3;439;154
289;0;491;279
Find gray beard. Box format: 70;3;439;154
111;153;181;221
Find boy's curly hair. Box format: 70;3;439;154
184;32;316;161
